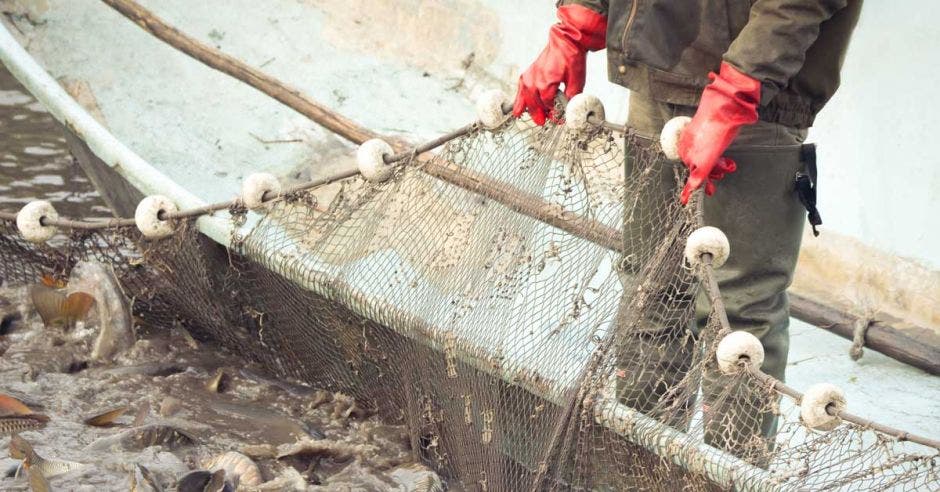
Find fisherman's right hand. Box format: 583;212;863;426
512;4;607;126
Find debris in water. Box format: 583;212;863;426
204;451;262;487
0;414;49;435
0;393;34;416
83;405;128;427
389;462;445;491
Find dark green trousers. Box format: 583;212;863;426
616;91;808;460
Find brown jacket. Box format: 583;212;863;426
559;0;862;128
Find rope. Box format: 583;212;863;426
698;256;940;451
849;317;873;361
0;100;623;231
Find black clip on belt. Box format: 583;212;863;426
795;143;822;236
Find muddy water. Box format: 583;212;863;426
0;66;437;490
0;66;107;218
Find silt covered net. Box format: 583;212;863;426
1;117;937;491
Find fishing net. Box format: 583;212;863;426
1;117;937;491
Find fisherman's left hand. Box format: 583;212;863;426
678;62;762;204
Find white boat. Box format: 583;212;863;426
1;1;937;490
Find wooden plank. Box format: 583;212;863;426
789;293;940;375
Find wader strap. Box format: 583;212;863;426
796;143;822;236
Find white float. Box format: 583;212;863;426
16;200;59;243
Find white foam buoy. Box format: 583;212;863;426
800;383;846;431
684;226;730;268
564;93;605;132
475;90;509;130
16;200;59;243
660;116;691;161
241;172;281;210
134;195;178;239
357;139;396;183
715;331;765;374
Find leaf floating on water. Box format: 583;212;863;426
205;368;229;393
83;406;128;427
0;393;34;416
1;415;50;435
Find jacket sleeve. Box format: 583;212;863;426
556;0;608;15
724;0;848;104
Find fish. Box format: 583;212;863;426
29;284;95;330
11;433;84;478
83;406;128;427
0;393;34;416
129;463;163;492
204;451;261;487
68;261;134;361
176;469;233;492
205;369;229;393
176;470;212;492
0;414;49;435
204;469;231;492
84;424;196;452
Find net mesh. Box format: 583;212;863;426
1;119;937;491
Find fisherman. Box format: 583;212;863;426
513;0;862;459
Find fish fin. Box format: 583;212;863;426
29;285;67;329
40;274;66;289
132;401;150;427
63;292;95;325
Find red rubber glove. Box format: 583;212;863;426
678;62;762;205
512;5;607;126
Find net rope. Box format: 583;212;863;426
1;114;937;491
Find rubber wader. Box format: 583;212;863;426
616;91;809;461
